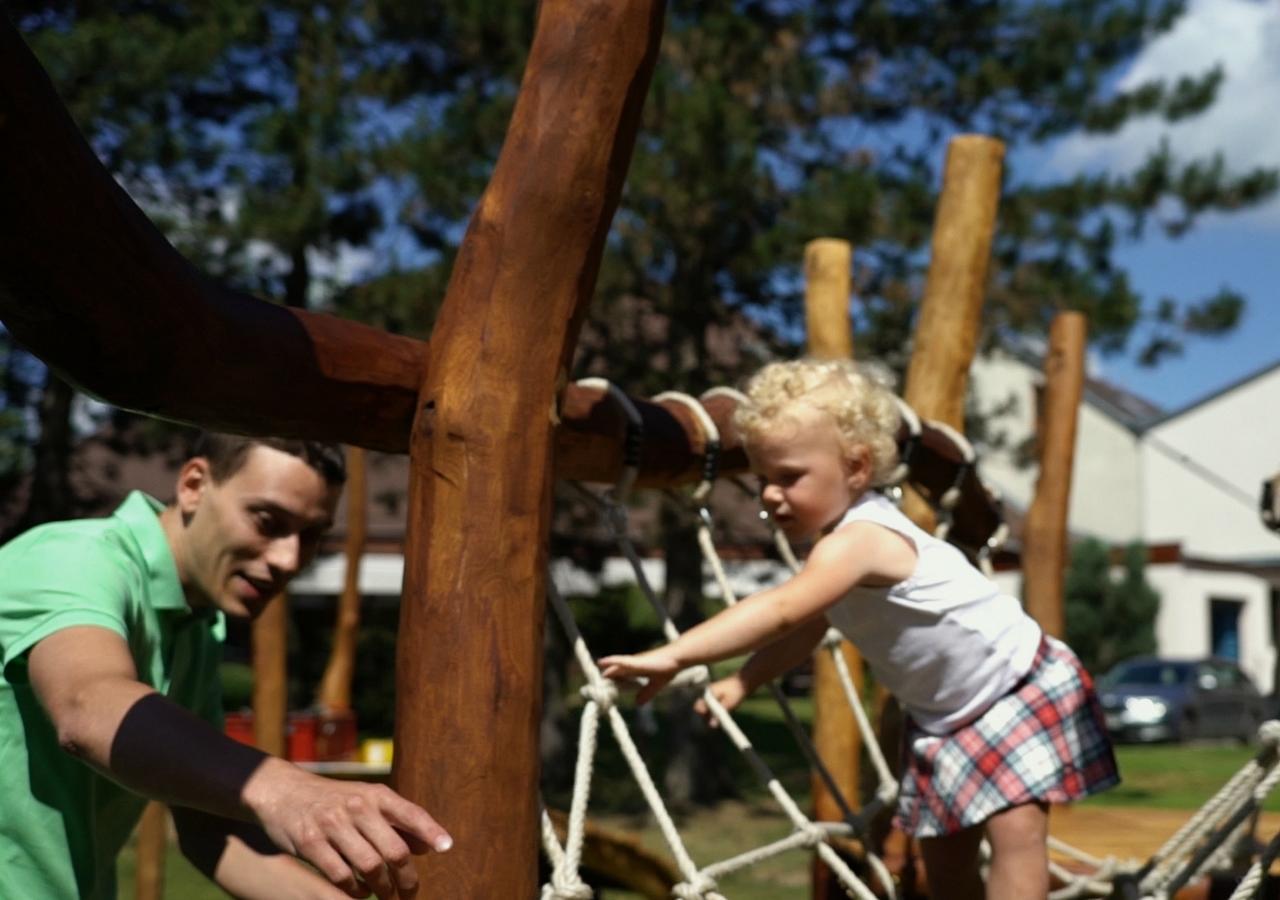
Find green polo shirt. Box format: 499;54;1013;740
0;491;225;900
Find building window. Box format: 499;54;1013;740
1210;597;1245;661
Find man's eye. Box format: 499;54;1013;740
254;511;283;535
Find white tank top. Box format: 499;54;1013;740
822;492;1041;734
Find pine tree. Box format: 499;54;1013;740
1065;538;1160;676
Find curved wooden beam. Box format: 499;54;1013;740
0;19;423;452
392;2;666;895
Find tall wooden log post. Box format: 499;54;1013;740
803;238;866;900
252;595;290;757
900;135;1005;531
316;446;368;713
134;802;168;900
392;3;665;896
1021;312;1087;638
889;135;1004;886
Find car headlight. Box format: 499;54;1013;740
1124;696;1168;724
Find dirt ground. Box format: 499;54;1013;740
1049;805;1280;868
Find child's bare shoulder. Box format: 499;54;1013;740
812;519;917;583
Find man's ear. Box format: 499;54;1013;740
175;457;213;515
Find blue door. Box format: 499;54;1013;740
1210;598;1243;661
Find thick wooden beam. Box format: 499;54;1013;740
0;19;422;452
802;238;864;900
1022;312;1087;638
391;3;666;896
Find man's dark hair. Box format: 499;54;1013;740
190;433;347;486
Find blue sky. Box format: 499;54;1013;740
1048;0;1280;413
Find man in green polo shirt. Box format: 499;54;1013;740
0;434;451;899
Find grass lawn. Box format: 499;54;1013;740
116;697;1278;898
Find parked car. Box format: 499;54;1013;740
1096;656;1266;744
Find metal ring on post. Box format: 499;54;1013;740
925;418;976;512
885;395;922;490
653;391;721;504
575;377;643;503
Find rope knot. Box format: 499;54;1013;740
821;627;844;650
580;679;618;710
673;665;711;692
1258;719;1280;749
541;874;593;900
672;873;718;899
799;823;829;848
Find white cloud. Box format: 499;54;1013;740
1049;0;1280;223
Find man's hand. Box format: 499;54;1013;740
598;650;681;704
694;674;751;728
245;758;451;900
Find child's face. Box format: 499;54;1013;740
746;404;868;542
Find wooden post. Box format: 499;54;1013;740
1022;312;1087;638
891;135;1004;890
252;594;289;757
391;3;665;896
802;238;865;900
316;446;367;712
804;239;854;361
134;801;167;900
900;135;1005;531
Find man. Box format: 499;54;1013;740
0;434;451;899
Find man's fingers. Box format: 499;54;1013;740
349;801;421;898
330;824;397;900
295;831;366;899
375;786;453;853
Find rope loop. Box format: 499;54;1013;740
672;664;711;692
672;873;719;899
541;873;594;900
580;679;618;711
820;627;845;651
798;823;828;848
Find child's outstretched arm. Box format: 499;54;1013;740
695;616;828;725
600;523;894;703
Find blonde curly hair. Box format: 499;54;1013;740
734;358;902;486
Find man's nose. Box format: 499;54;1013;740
265;534;301;576
761;483;783;506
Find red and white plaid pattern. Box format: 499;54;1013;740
894;635;1120;837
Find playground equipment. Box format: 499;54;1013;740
3;3;1277;894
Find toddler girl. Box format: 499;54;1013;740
600;358;1119;899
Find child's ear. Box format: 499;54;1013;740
844;446;872;492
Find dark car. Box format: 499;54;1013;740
1096;656;1266;744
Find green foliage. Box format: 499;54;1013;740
1065;538;1160;676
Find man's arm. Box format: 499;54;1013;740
28;625;451;900
172;806;347;900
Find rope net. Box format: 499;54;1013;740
539;381;1280;900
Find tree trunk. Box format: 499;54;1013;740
660;504;725;808
14;374;74;534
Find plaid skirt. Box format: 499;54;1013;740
894;635;1120;838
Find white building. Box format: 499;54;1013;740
973;351;1280;693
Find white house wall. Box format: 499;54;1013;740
970;352;1143;544
1147;563;1275;693
1142;366;1280;559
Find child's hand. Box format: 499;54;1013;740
694;674;750;728
598;651;680;705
